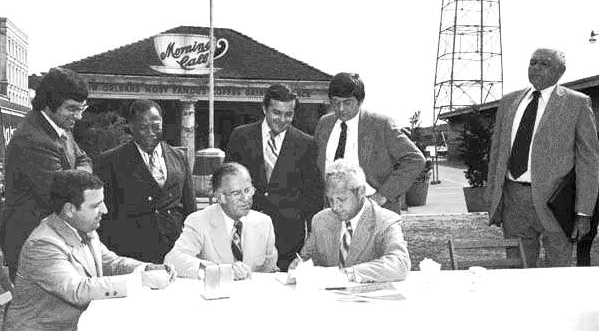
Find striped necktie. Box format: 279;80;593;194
231;220;243;262
265;130;279;182
78;230;101;276
339;220;353;268
149;150;166;187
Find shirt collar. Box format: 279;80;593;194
261;119;287;141
41;110;67;138
220;207;246;235
57;215;83;242
530;84;556;101
134;141;163;157
345;197;367;230
335;110;361;129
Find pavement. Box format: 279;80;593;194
405;162;470;215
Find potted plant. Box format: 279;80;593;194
406;159;433;207
459;112;493;212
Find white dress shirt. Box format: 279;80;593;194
508;84;556;183
221;209;247;240
135;142;167;182
261;119;287;159
338;198;367;243
325;112;376;195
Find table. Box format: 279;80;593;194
78;267;599;331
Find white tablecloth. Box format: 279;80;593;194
78;267;599;331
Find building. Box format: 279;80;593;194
54;26;332;169
439;75;599;160
0;18;30;161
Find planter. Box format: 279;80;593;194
406;172;431;207
462;186;489;212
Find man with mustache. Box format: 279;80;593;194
166;162;278;280
0;67;93;279
95;99;196;264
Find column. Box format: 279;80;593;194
180;101;195;172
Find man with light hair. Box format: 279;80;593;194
290;159;410;283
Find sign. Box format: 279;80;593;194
150;33;229;75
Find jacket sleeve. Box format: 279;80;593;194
179;149;197;215
352;220;411;283
300;137;324;231
574;96;599;215
378;118;426;200
164;214;209;279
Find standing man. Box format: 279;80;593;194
486;48;599;267
291;160;411;283
3;170;175;331
315;72;425;214
225;84;323;271
165;163;278;280
0;67;93;279
95;99;196;264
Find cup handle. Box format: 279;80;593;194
213;38;229;60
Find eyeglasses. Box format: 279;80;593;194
329;98;357;109
65;104;89;114
224;186;255;200
529;59;553;68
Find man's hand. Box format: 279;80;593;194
231;261;252;281
368;192;388;206
571;215;591;243
141;264;177;289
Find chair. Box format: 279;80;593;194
0;264;14;327
448;238;528;270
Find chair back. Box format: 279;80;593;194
448;238;528;270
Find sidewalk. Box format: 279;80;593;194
405;163;470;215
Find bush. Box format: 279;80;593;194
459;112;493;187
74;110;132;161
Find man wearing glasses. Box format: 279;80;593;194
0;67;93;279
165;163;278;280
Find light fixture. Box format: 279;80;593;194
590;30;597;44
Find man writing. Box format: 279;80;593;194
3;170;175;331
165;163;278;280
291;159;411;283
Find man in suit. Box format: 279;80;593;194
486;48;599;267
0;67;93;279
3;170;175;331
314;72;425;215
95;99;196;264
225;84;323;271
290;159;410;283
165;162;278;280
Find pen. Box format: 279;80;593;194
325;287;347;291
296;253;302;263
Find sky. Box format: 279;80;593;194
4;0;599;128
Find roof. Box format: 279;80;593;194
60;26;332;81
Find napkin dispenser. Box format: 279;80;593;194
202;264;233;300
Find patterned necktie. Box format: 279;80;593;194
508;90;541;179
60;134;75;168
149;150;166;187
338;220;353;268
231;220;243;262
334;121;347;160
265;131;279;182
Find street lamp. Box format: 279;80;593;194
590;30;597;43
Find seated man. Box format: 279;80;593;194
3;170;176;331
165;162;278;280
291;159;411;283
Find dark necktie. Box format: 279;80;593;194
231;220;243;262
334;121;347;160
338;220;353;268
78;230;101;276
508;91;541;179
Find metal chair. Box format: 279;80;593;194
448;238;528;270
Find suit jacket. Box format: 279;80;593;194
486;86;599;231
301;198;410;283
164;203;278;278
225;122;323;264
2;214;143;331
314;110;425;214
95;141;196;264
0;111;92;277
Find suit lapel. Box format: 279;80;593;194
534;86;565;143
35;112;73;169
126;142;160;188
347;199;375;265
241;214;261;265
161;142;176;189
318;115;336;174
88;232;103;277
357;111;373;169
269;127;296;184
503;89;530;150
209;205;233;262
247;123;268;189
47;215;97;277
325;213;343;265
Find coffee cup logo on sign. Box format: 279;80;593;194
150;33;229;75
